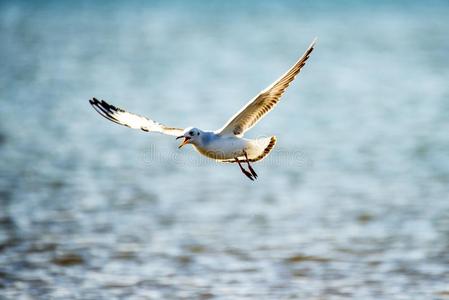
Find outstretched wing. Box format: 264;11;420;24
217;38;316;137
89;98;183;136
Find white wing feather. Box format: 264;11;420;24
217;38;316;137
89;98;183;136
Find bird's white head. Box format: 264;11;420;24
176;127;202;149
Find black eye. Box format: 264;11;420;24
197;132;200;136
189;131;193;136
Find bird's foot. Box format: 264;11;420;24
235;158;255;181
244;151;258;179
241;167;255;181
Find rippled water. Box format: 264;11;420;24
1;1;449;299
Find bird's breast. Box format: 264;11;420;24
193;136;247;160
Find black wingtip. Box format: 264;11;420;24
88;97;126;127
89;97;100;105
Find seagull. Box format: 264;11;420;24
89;38;316;180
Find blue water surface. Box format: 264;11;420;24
0;1;448;299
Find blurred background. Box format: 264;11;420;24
0;0;448;299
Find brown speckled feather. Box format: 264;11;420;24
217;38;316;137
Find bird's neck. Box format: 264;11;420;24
195;131;215;147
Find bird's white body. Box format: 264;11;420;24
89;38;316;179
189;131;275;161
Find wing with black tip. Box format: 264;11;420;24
89;98;183;136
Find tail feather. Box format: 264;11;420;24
249;136;277;162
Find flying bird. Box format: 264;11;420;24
89;38;316;180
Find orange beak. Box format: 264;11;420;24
176;136;191;149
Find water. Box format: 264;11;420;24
0;1;448;299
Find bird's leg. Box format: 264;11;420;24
244;151;258;179
235;158;254;181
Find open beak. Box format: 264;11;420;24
176;136;191;149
